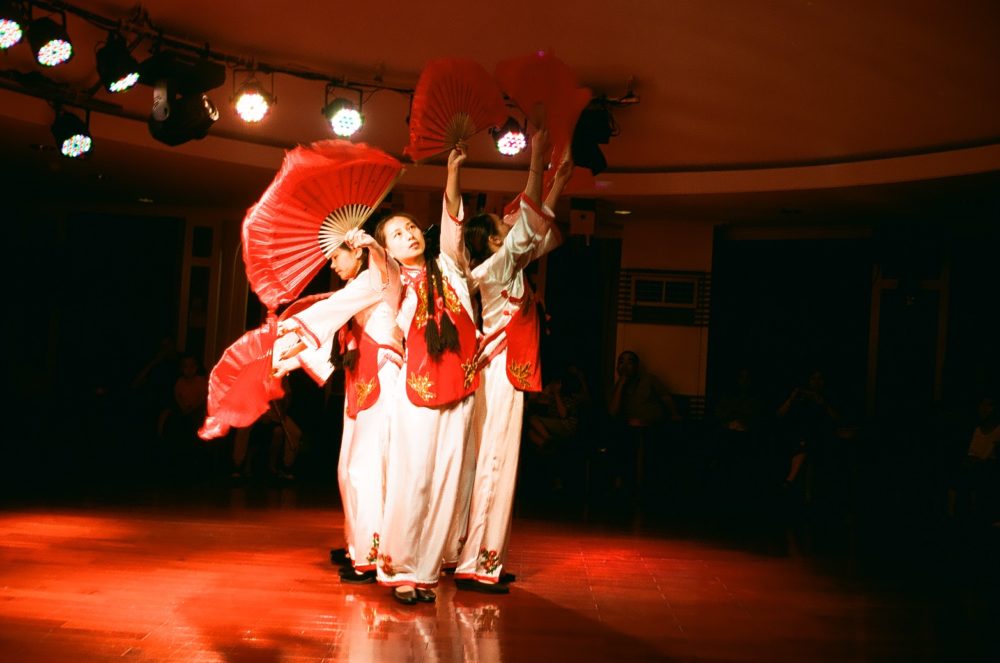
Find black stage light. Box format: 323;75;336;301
140;52;225;146
51;108;92;158
29;15;72;66
148;79;219;146
96;32;140;93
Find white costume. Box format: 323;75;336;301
455;197;559;583
273;264;402;572
376;198;477;589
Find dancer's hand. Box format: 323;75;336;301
530;127;551;160
274;325;308;363
344;228;376;250
448;142;467;172
544;144;574;209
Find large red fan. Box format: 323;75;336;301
198;316;285;440
404;58;509;162
243;140;403;311
494;52;589;163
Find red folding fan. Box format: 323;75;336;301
198;315;285;440
404;58;509;162
243;140;403;311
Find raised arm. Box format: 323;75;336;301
544;145;574;212
483;133;562;281
445;143;465;218
440;144;469;267
286;277;382;348
527;146;573;261
524;129;547;208
343;228;400;312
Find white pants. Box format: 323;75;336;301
376;375;474;588
339;359;399;571
455;355;524;582
442;412;478;568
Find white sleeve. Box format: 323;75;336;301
532;202;562;260
440;193;470;271
484;197;554;284
286;271;383;349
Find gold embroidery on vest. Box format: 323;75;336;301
407;373;435;401
414;277;462;330
355;377;376;409
461;358;477;390
441;275;462;314
508;361;533;389
414;280;429;329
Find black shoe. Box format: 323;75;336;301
415;588;436;603
338;567;376;584
393;586;417;605
499;572;516;584
455;578;510;594
330;548;351;567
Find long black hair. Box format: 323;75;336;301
464;212;499;268
374;212;459;359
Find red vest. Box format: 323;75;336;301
404;269;480;407
499;287;542;392
342;323;382;418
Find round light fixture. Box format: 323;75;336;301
323;98;363;137
234;78;273;123
51;109;92;158
29;16;73;67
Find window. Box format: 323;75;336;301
618;270;710;326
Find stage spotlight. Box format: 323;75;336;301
29;15;72;67
148;80;219;146
0;1;25;50
233;76;273;123
491;117;526;157
323;97;362;137
51;108;92;158
140;52;225;146
96;32;140;93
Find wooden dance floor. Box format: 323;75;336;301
0;486;995;662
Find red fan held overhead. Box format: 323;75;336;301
404;58;508;162
198;315;285;440
243;140;403;311
495;52;591;165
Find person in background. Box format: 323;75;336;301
608;350;681;497
777;368;838;490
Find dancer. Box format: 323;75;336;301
453;131;574;592
272;229;402;583
374;145;480;605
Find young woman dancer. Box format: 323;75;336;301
272;230;402;583
453;132;574;592
373;147;481;605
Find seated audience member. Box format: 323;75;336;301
608;351;681;496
